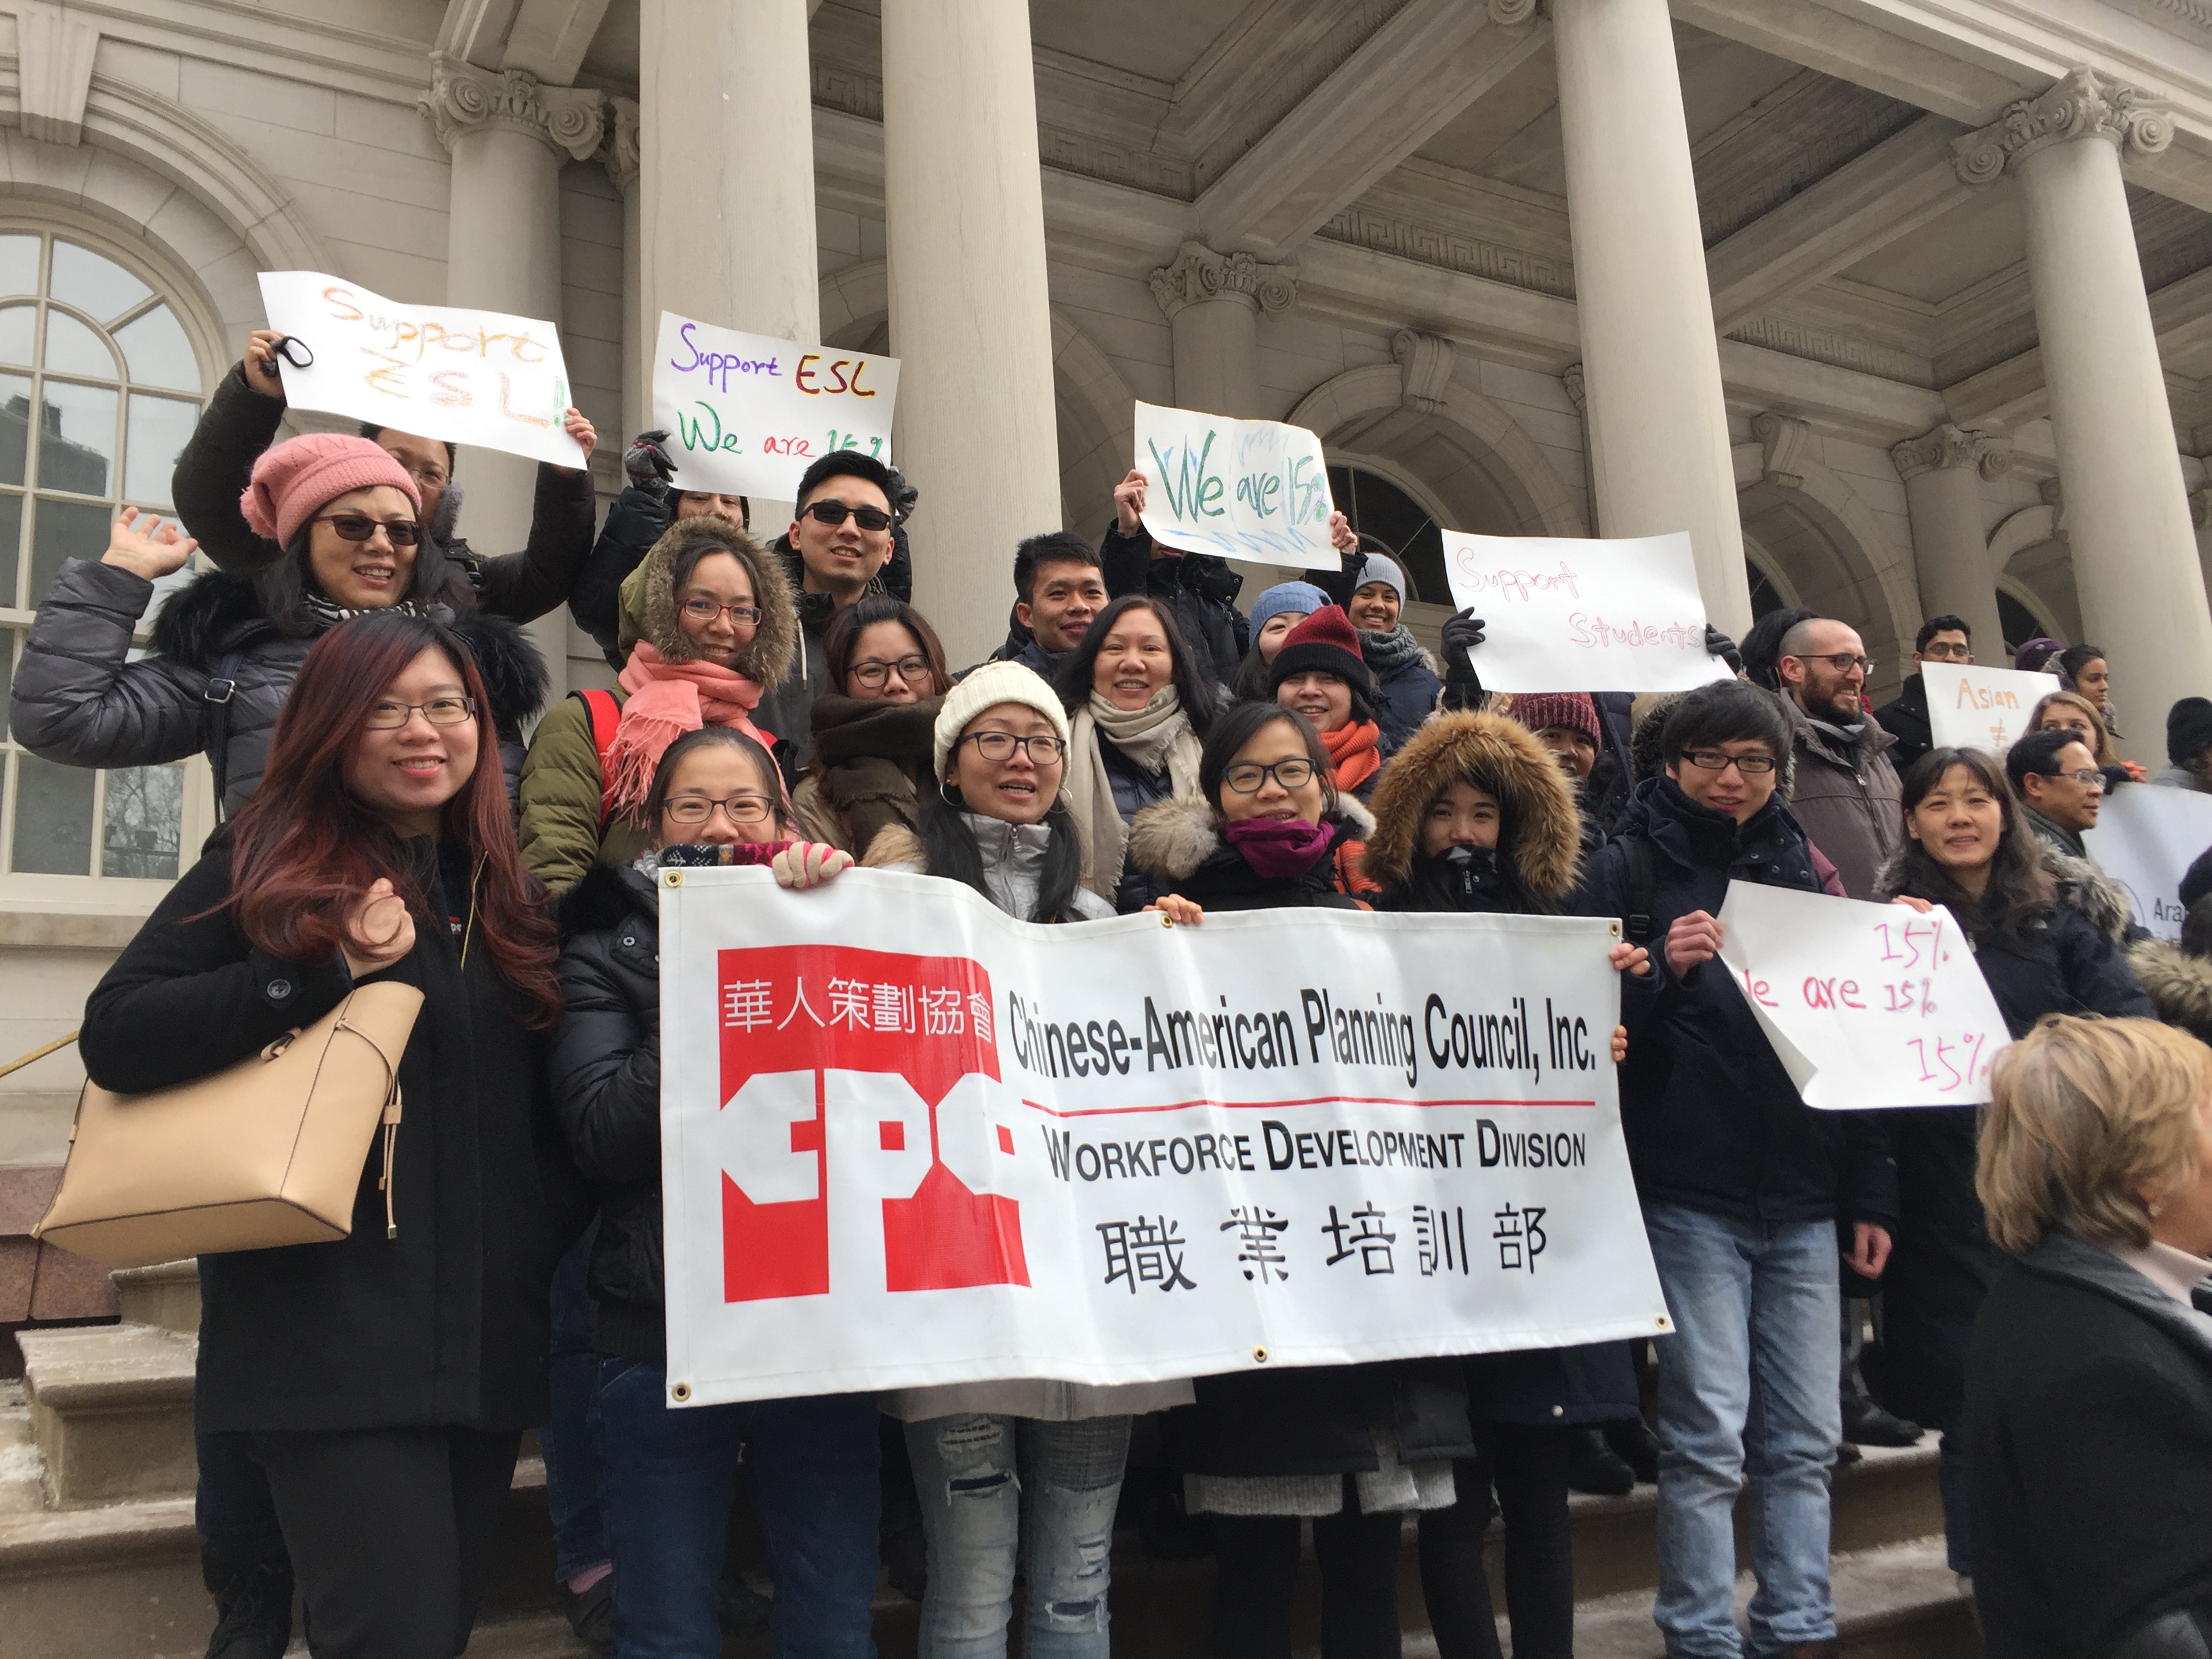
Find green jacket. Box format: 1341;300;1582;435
518;688;648;890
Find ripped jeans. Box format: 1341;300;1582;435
903;1413;1131;1658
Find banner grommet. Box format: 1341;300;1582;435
670;1381;692;1401
1252;1347;1269;1364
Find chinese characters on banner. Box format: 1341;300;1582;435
1132;402;1339;567
257;272;588;469
1922;663;2062;754
1714;882;2013;1109
657;869;1669;1408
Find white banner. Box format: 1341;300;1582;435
257;272;586;468
2085;784;2212;940
1715;882;2011;1109
1134;401;1338;567
657;869;1668;1408
1922;663;2062;754
651;312;899;500
1438;530;1734;695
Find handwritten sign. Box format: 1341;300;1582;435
1133;402;1337;567
2084;783;2212;940
1923;663;2061;754
651;312;898;500
257;272;585;469
1715;882;2011;1109
1438;530;1733;695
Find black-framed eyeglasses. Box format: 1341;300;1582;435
363;696;476;731
662;794;778;827
679;597;761;626
850;654;931;690
958;731;1067;764
1679;748;1777;776
313;514;422;548
1919;642;1971;662
1789;651;1875;677
1222;758;1319;794
802;498;893;533
2038;767;2105;790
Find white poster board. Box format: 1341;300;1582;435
1715;882;2011;1109
1922;663;2062;754
657;868;1668;1407
2084;784;2212;939
1133;401;1338;567
1437;530;1733;695
651;312;899;500
257;272;586;468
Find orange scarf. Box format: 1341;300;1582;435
1321;718;1382;798
604;642;777;825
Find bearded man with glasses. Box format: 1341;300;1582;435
1771;615;1904;904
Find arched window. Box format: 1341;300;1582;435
0;228;210;887
1326;464;1448;602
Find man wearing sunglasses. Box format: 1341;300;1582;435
2006;726;2108;861
1772;613;1903;903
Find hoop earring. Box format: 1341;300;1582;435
939;778;962;806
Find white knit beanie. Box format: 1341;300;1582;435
933;660;1071;779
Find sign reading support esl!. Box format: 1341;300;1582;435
257;272;587;469
651;312;899;500
2085;784;2212;941
657;868;1668;1407
1438;530;1734;695
1715;882;2012;1109
1133;402;1338;567
1922;663;2062;754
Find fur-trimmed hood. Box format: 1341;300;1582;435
1872;842;2137;947
618;516;798;685
2128;937;2212;1041
1359;711;1580;898
1126;795;1375;884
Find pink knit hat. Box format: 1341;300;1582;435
1508;691;1601;746
239;434;421;549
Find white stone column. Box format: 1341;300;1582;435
1551;0;1750;634
1149;243;1297;422
1956;68;2212;726
603;97;644;442
1890;424;2009;659
421;56;605;702
882;0;1061;666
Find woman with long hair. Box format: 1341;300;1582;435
2029;687;2143;785
1268;606;1388;803
2055;643;2117;737
790;593;949;858
1054;593;1216;912
1877;746;2152;1590
77;612;577;1659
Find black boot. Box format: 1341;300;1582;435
202;1545;292;1659
1841;1393;1925;1448
1603;1416;1660;1485
1565;1426;1635;1496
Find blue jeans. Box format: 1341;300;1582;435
1645;1204;1842;1658
903;1413;1130;1658
594;1358;880;1659
544;1227;609;1583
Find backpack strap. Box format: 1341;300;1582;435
572;687;623;834
1618;832;1659;947
202;648;246;822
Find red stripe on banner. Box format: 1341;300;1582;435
1017;1095;1597;1118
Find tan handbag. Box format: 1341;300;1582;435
33;981;424;1269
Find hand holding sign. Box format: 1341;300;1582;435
1133;403;1338;567
1714;882;2011;1109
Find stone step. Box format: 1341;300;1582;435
16;1323;195;1508
0;1381;41;1517
109;1263;199;1337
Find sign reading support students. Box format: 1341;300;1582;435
657;869;1669;1407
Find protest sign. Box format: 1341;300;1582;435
1134;402;1337;567
1922;663;2061;753
651;312;899;500
257;272;586;469
1715;882;2011;1109
2084;783;2212;940
657;868;1668;1407
1438;530;1734;695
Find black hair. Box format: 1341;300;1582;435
1197;700;1340;821
1012;531;1101;606
919;790;1086;924
1658;680;1790;769
670;531;771;606
643;726;790;843
2184;893;2212;959
359;423;457;472
1052;594;1217;738
255;520;476;640
821;594;950;698
2005;726;2091;796
1896;746;2053;941
794;449;897;512
1230;642;1274;703
1916;615;1971;653
1740;607;1816;692
1270;665;1378;729
674;487;751;529
2057;644;2108;687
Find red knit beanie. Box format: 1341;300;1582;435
1509;691;1601;746
239;434;421;548
1269;605;1374;697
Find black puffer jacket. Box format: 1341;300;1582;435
9;561;548;816
1099;521;1246;688
1576;776;1898;1227
1872;673;1933;773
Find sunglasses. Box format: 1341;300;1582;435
313;514;422;548
802;499;893;533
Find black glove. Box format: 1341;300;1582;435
1704;623;1744;676
1440;608;1487;712
887;466;920;525
623;429;676;496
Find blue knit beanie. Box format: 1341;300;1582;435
1250;581;1330;634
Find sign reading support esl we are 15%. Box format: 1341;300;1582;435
1133;402;1338;567
652;311;900;501
258;272;588;470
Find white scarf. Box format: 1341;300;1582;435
1064;687;1203;902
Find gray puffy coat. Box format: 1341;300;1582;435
9;560;548;817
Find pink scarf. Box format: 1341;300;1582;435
604;641;777;825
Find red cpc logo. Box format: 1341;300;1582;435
716;945;1029;1301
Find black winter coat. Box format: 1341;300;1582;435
1875;872;2153;1428
1099;521;1246;689
78;836;581;1434
1576;777;1898;1227
1872;674;1933;773
1368;651;1443;756
1967;1231;2212;1659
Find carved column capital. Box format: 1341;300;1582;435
1149;241;1298;322
419;52;606;163
1891;423;2011;483
602;96;642;193
2192;487;2212;532
1486;0;1542;24
1752;412;1815;491
1561;361;1586;418
1391;329;1456;414
1953;66;2173;187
